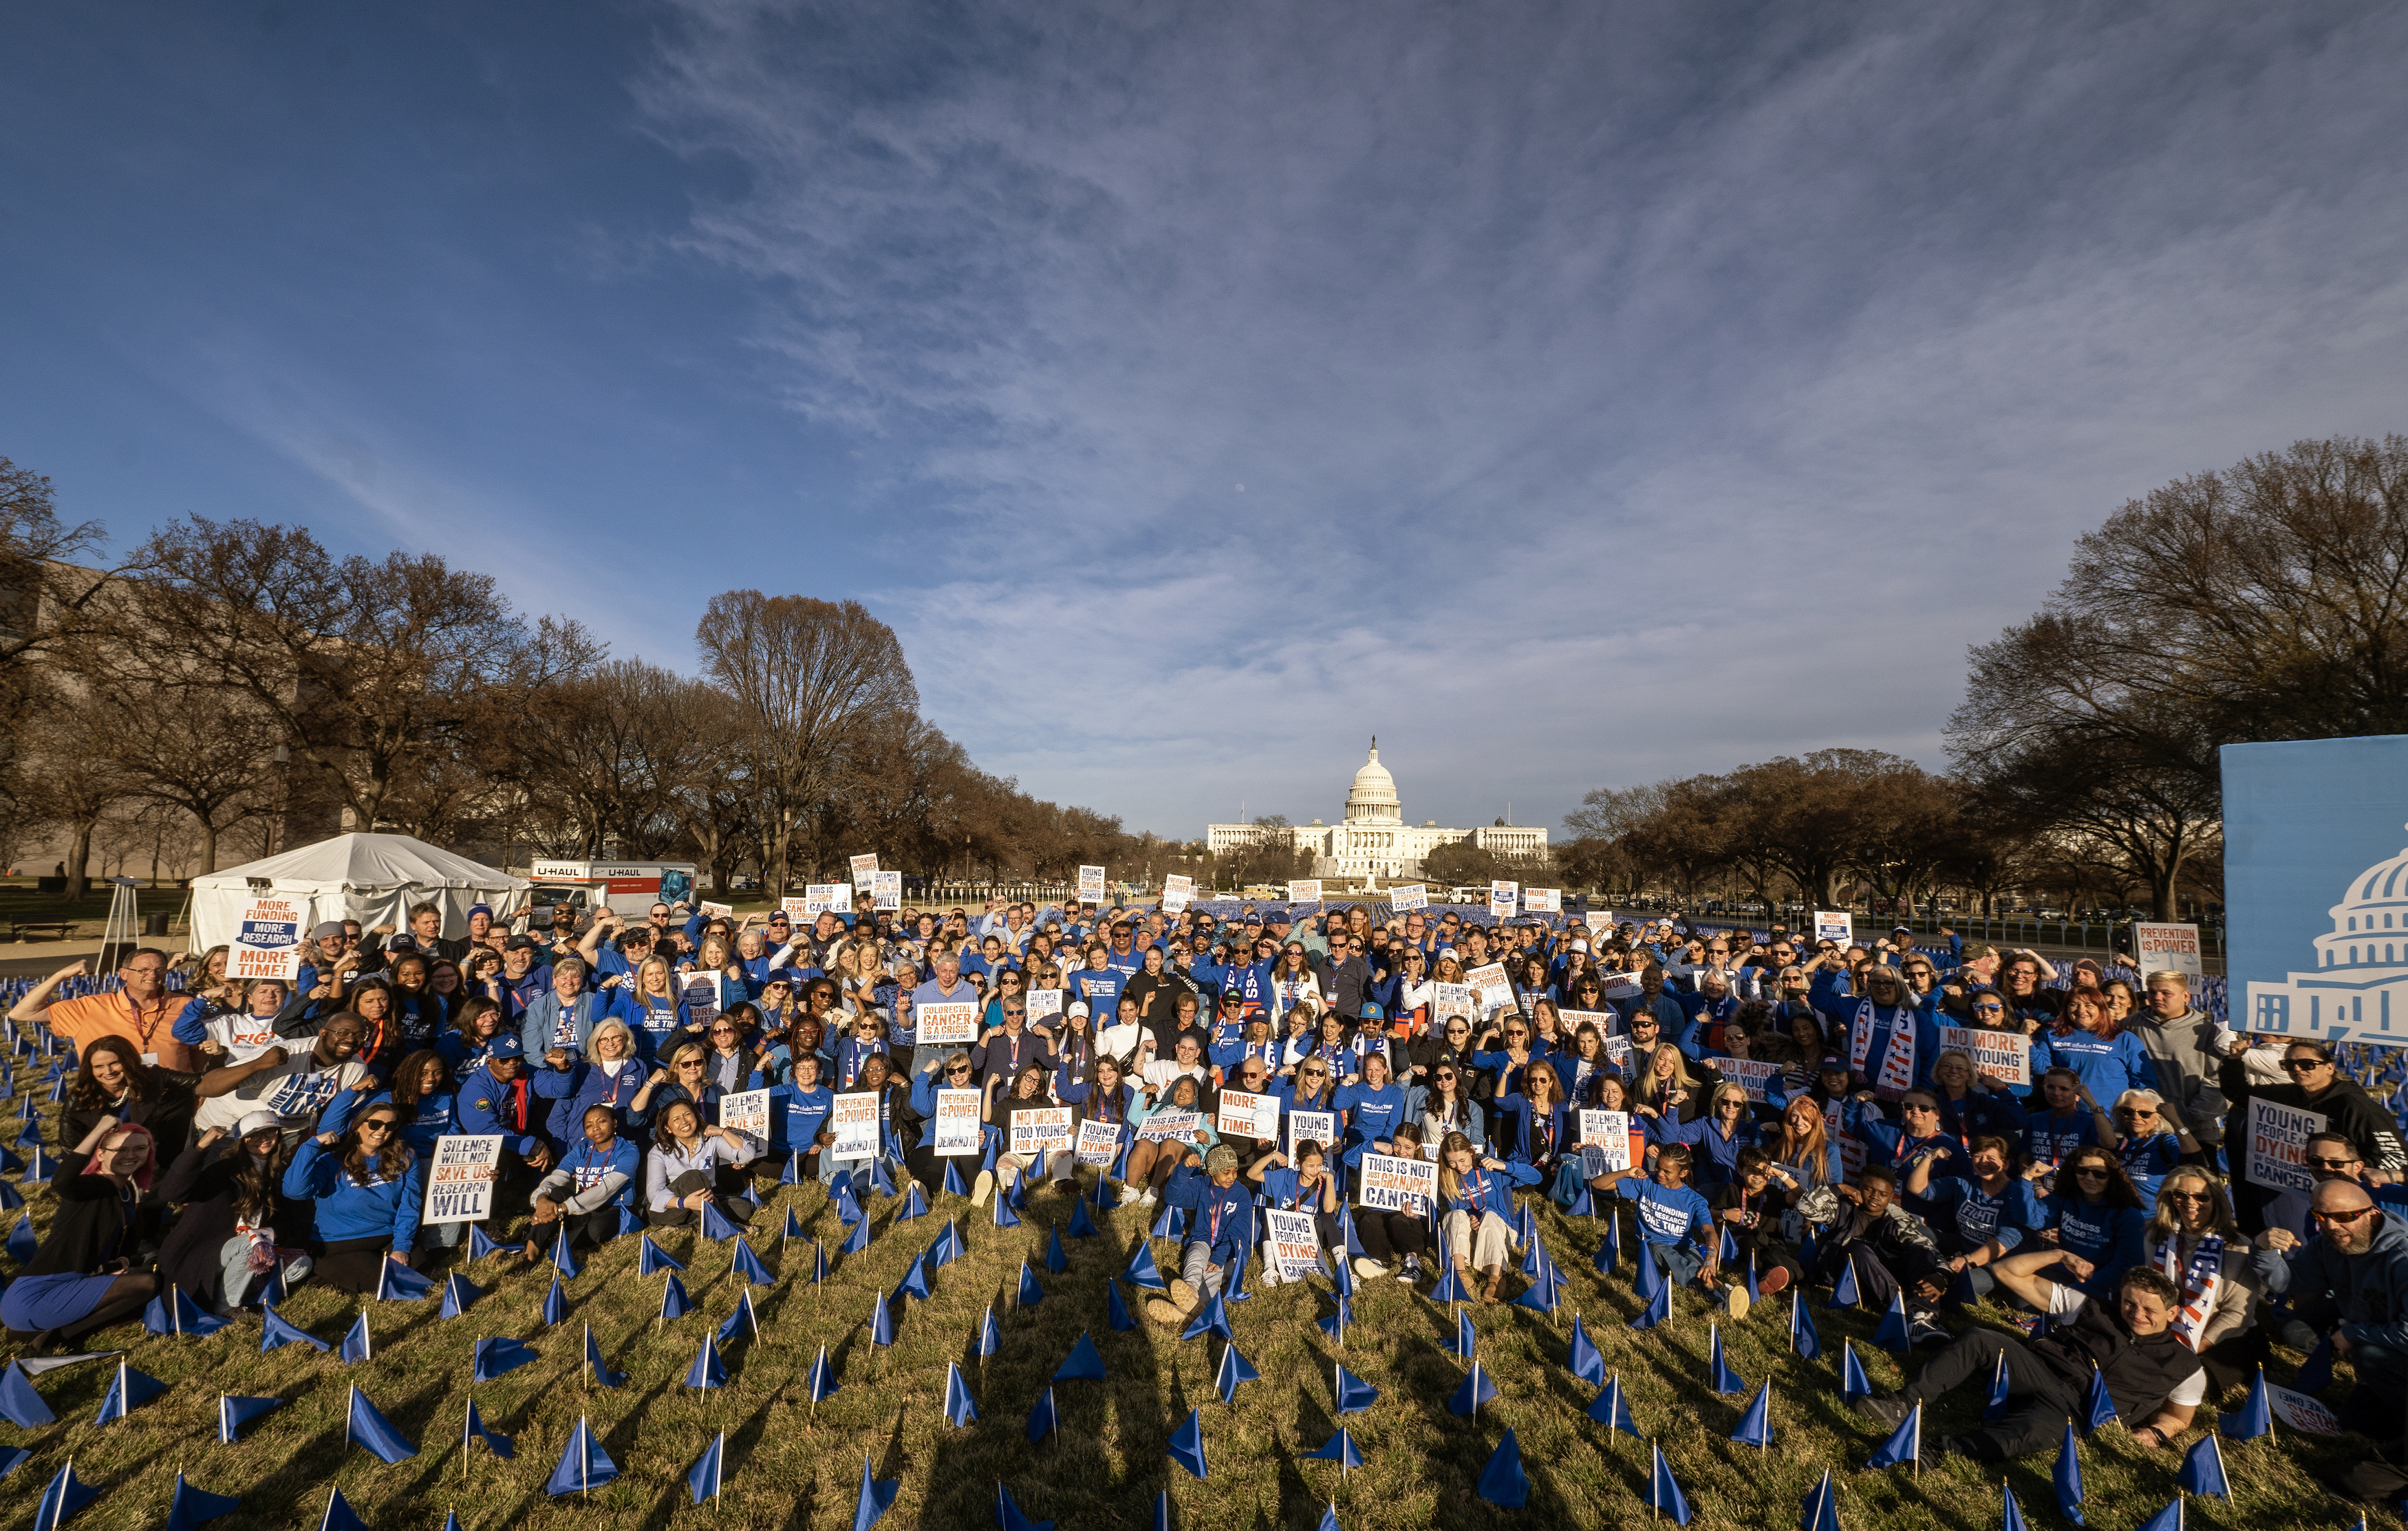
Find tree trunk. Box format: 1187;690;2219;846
65;818;96;901
198;815;219;875
2152;844;2186;922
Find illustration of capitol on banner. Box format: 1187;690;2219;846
1203;740;1545;882
2246;825;2408;1041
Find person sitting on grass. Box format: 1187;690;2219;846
1247;1136;1344;1287
283;1103;424;1293
527;1102;641;1256
1902;1132;2050;1309
1797;1164;1948;1342
1593;1141;1739;1317
643;1099;759;1228
0;1116;162;1352
1853;1251;2203;1464
1710;1148;1800;1296
1146;1144;1256;1325
1437;1128;1538;1305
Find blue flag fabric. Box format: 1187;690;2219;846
1124;1239;1161;1294
1635;1238;1662;1300
551;1228;582;1277
1181;1292;1233;1342
1628;1276;1670;1330
781;1151;806;1186
1026;1385;1057;1444
1430;1261;1470;1304
660;1272;694;1320
1068;1195;1099;1239
144;1285;232;1337
1710;1325;1746;1394
720;1289;761;1344
685;1336;729;1389
543;1274;570;1327
700;1200;742;1243
1567;1314;1604;1386
993;1192;1022;1229
2054;1419;2085;1527
1046;1225;1068;1274
836;1184;865;1225
1017;1261;1044;1307
946;1360;979;1426
617;1205;644;1238
1985;1349;2012;1421
640;1235;685;1274
854;1453;901;1531
1315;1295;1351;1344
1800;1470;1842;1531
341;1311;373;1364
1829;1252;1861;1309
0;1179;21;1210
376;1259;433;1300
813;1238;831;1283
870;1292;898;1347
2179;1435;2230;1499
1305;1426;1364;1468
1094;1174;1118;1211
1215;1341;1260;1404
688;1433;726;1506
900;1182;930;1222
2294;1334;2335;1395
1107;1280;1137;1333
870;1156;898;1198
95;1360;168;1423
261;1305;327;1354
1150;1201;1183;1239
1596;1210;1620;1275
0;1450;26;1486
1332;1252;1355;1299
1730;1381;1774;1448
2132;1499;2184;1531
1790;1292;1822;1360
218;1394;283;1443
2084;1365;2118;1431
1448;1360;1499;1417
1587;1375;1642;1437
1446;1308;1476;1358
1867;1402;1922;1468
2001;1483;2030;1531
473;1336;539;1382
438;1272;482;1319
731;1236;775;1286
585;1325;625;1389
1748;1254;1763;1305
843;1214;875;1254
544;1417;619;1495
996;1484;1054;1531
1648;1444;1693;1525
1168;1408;1207;1479
463;1397;514;1460
806;1344;840;1402
36;1462;98;1528
0;1361;53;1428
1476;1428;1529;1508
467;1222;504;1261
1333;1363;1379;1415
784;1206;808;1241
346;1384;418;1463
2219;1368;2272;1439
977;1308;1002;1358
897;1253;934;1303
1840;1341;1871;1401
943;1159;967;1198
1872;1293;1912;1353
1055;1331;1107;1382
1510;1267;1560;1314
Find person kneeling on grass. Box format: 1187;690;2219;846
1709;1148;1799;1297
1441;1129;1540;1305
1853;1251;2203;1462
1145;1144;1255;1325
1593;1142;1741;1318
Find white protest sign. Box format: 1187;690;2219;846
805;883;852;917
1523;888;1561;914
718;1089;772;1141
2246;1098;2327;1192
1287;1109;1337;1158
1578;1110;1631;1172
1077;866;1107;903
932;1089;983;1156
1287;879;1324;906
1358;1152;1438;1213
699;901;734;920
680;971;722;1025
1715;1058;1785;1103
829;1092;883;1160
916;1002;980;1047
233;897;305;983
780;897;812;923
1937;1025;2034;1086
1814;911;1854;947
1584;908;1615;932
2268;1383;2341;1435
1465;962;1511;1017
1598;970;1644;1000
1215;1090;1281;1141
422;1135;506;1226
1075;1118;1123;1168
1161;875;1194;914
1025;988;1064;1022
1388;883;1427;911
1602;1035;1633;1071
1489;881;1519;919
872;870;903;911
1010;1106;1074;1156
850;853;880;886
1433;983;1474;1020
1265;1208;1327;1282
2131;921;2204;981
1137;1108;1201;1144
1558;1008;1615;1038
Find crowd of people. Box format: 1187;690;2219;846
1;891;2399;1482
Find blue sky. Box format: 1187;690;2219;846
7;3;2406;841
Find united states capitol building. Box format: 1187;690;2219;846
1205;742;1547;882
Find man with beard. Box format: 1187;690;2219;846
2255;1177;2408;1437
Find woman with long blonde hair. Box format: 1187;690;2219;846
1631;1042;1703;1124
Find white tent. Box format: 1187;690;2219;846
187;833;531;952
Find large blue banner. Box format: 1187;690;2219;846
2224;734;2408;1047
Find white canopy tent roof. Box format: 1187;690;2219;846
187;833;530;952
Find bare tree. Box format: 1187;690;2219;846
694;592;917;895
86;676;279;873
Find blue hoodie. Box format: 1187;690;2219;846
283;1137;424;1249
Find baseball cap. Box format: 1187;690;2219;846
235;1110;282;1138
1818;1055;1848;1074
1359;1002;1384;1021
1068;1001;1091;1019
504;935;537;952
488;1032;526;1058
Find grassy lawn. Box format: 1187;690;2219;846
0;1066;2376;1530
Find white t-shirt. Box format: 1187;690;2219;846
2045;1285;2208;1407
194;1053;374;1135
1097;1021;1152;1066
204;1009;286;1066
1141;1060;1207;1098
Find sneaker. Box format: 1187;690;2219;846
1143;1297;1183;1327
1402;1254;1421;1279
1853;1393;1909;1428
1721;1283;1750;1322
1353;1256;1389;1283
1759;1267;1790;1296
969;1170;994;1208
1168;1278;1200;1316
1260;1259;1284;1288
1138;1188;1159;1208
1909;1316;1952;1350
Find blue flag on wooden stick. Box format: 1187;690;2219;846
543;1274;570;1327
1790;1291;1822;1360
94;1360;167;1424
261;1305;326;1354
945;1360;978;1426
640;1235;684;1274
1648;1444;1692;1525
1587;1373;1642;1437
1867;1402;1922;1469
853;1453;900;1531
806;1344;840;1402
1448;1360;1498;1417
1026;1385;1057;1444
1841;1341;1872;1401
688;1432;725;1508
730;1236;775;1286
1710;1324;1746;1394
1304;1426;1364;1470
685;1335;728;1390
1054;1331;1106;1382
1567;1314;1604;1386
473;1337;537;1382
1214;1341;1260;1404
660;1271;694;1320
2054;1419;2086;1527
2178;1435;2230;1499
2219;1368;2272;1440
345;1384;418;1463
1476;1429;1529;1509
544;1417;618;1495
162;1470;241;1531
1730;1380;1774;1448
463;1396;514;1460
1334;1362;1379;1415
996;1484;1053;1531
36;1461;98;1528
218;1395;283;1443
1168;1408;1207;1479
584;1324;625;1389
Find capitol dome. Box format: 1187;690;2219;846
2316;828;2408;971
1344;740;1402;824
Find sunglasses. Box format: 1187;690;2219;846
2161;1190;2213;1205
2072;1166;2111;1179
359;1119;398;1134
2312;1206;2376;1225
2281;1058;2330;1072
2308;1155;2363;1170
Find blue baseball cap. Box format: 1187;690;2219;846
487;1032;526;1059
1359;1002;1384;1021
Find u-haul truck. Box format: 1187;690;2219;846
526;861;700;923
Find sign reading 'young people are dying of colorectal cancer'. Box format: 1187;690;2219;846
1077;866;1107;902
1076;1119;1122;1168
2246;1098;2326;1193
1265;1209;1327;1281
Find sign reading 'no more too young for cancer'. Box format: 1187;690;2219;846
1358;1152;1438;1213
1010;1107;1074;1157
916;1003;980;1046
233;897;305;982
422;1135;506;1225
2247;1098;2328;1193
1936;1025;2035;1086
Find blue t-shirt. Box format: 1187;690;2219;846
1615;1177;1714;1250
1915;1175;2048;1256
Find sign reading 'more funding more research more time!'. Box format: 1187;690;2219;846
2226;734;2408;1048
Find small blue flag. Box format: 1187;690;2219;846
1055;1330;1106;1382
1710;1323;1745;1395
943;1159;967;1198
2131;1499;2183;1531
700;1199;742;1242
163;1470;242;1531
2219;1367;2271;1439
1214;1341;1260;1404
144;1284;231;1337
1985;1348;2012;1421
1068;1195;1099;1239
1017;1260;1044;1307
94;1359;168;1423
996;1484;1053;1531
1587;1373;1642;1437
1304;1424;1364;1468
36;1461;98;1528
1635;1237;1662;1300
345;1383;418;1463
1430;1260;1470;1303
1168;1407;1207;1479
261;1305;327;1354
853;1453;899;1531
584;1324;625;1389
945;1360;978;1426
467;1222;504;1261
1867;1401;1921;1469
376;1259;434;1300
438;1272;483;1319
687;1431;725;1506
1445;1307;1476;1358
813;1237;830;1283
1315;1295;1351;1344
1046;1225;1068;1274
1026;1384;1057;1444
685;1335;729;1389
993;1191;1022;1229
2084;1365;2118;1431
219;1393;283;1443
836;1182;865;1225
2054;1419;2085;1526
731;1235;775;1285
870;1155;898;1197
1829;1252;1860;1309
544;1416;619;1495
870;1292;898;1347
2001;1482;2029;1531
341;1310;373;1364
1648;1443;1692;1524
543;1274;570;1327
1840;1340;1871;1401
660;1271;694;1320
976;1307;1001;1358
843;1213;874;1254
1448;1359;1499;1417
1150;1201;1183;1240
896;1254;934;1303
1108;1280;1137;1332
0;1361;55;1427
784;1206;808;1242
1596;1210;1620;1275
551;1227;582;1276
899;1181;930;1221
1180;1291;1232;1342
463;1396;513;1460
1333;1361;1380;1414
806;1343;840;1402
1872;1292;1912;1353
1790;1291;1822;1360
2294;1334;2335;1395
1800;1468;1842;1531
473;1336;538;1382
636;1236;682;1272
1476;1428;1529;1509
2178;1434;2229;1499
1628;1276;1670;1330
1729;1380;1773;1448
